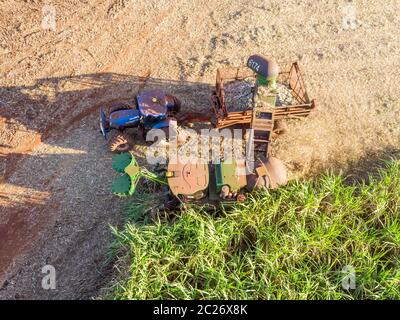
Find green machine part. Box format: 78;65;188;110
112;152;134;173
254;57;279;90
111;152;166;197
111;152;140;196
215;161;247;193
253;57;279;106
256;74;277;90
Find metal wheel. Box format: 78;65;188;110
219;185;230;199
110;134;131;153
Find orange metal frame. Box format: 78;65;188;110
211;62;316;129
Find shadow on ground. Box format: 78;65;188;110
1;72;399;299
0;73;212;299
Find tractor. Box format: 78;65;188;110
99;89;181;153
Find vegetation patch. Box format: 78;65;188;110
109;160;400;299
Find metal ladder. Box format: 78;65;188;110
250;101;275;158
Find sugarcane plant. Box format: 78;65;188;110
111;152;167;197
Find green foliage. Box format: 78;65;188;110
109;160;400;299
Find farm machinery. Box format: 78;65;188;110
212;55;316;131
111;151;287;208
211;55;316;158
99;89;181;152
110;54;316;208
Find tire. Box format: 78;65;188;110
219;185;230;199
110;133;132;153
165;95;181;115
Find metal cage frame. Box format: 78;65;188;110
211;62;316;129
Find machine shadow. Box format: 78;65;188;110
0;73;213;298
1;72;398;298
0;72;213;182
343;147;400;185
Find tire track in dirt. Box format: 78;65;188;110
1;0;176;179
0;1;180;299
1;0;399;299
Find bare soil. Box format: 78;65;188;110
0;0;399;299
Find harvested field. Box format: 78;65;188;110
0;0;399;299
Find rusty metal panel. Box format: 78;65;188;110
211;62;315;129
288;62;310;104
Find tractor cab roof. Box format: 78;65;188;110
109;109;140;127
137;90;168;117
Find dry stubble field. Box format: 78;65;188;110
0;0;399;299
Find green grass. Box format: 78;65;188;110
109;160;400;299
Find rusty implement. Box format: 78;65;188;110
246;156;288;191
211;62;316;129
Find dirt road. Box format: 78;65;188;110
1;0;399;299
